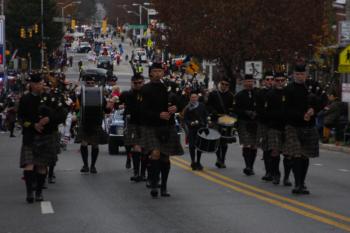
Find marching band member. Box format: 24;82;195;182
139;62;184;198
235;74;258;176
206;77;235;168
284;63;320;194
183;91;208;170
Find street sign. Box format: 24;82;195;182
338;45;350;73
339;21;350;45
342;83;350;102
128;24;147;30
53;17;70;23
245;61;263;79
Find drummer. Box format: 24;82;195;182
77;76;111;174
206;77;235;168
183;91;208;170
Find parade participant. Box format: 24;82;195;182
183;91;208;170
77;76;110;174
119;74;147;182
140;62;184;198
235;74;258;176
206;77;235;168
256;71;274;181
5;98;17;138
284;63;320;194
264;72;290;185
18;73;57;203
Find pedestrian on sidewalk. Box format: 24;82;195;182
5;98;17;137
322;91;342;144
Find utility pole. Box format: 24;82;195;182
41;0;44;69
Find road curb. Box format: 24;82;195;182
320;143;350;154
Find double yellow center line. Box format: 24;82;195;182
171;157;350;232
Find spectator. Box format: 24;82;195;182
322;91;342;143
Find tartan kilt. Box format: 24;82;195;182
256;123;269;150
283;125;319;158
267;128;284;152
20;134;57;168
139;125;184;156
124;124;142;146
76;124;104;145
237;120;257;147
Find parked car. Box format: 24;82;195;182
107;109;125;155
133;48;148;63
97;56;114;72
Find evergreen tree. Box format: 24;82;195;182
6;0;63;69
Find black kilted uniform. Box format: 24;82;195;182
183;102;208;170
284;82;320;194
235;89;258;175
206;90;235;168
119;89;147;181
140;81;183;197
265;88;291;185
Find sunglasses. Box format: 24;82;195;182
275;79;285;82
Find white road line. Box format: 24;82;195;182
41;201;54;214
313;163;323;166
338;169;350;172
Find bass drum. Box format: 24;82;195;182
81;85;103;126
195;128;221;153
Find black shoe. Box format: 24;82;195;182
161;190;171;197
10;135;15;138
272;176;280;185
150;189;158;198
196;163;203;171
26;193;34;204
215;162;221;168
292;186;309;195
220;162;226;169
48;177;56;184
262;174;273;181
80;165;89;173
140;176;147;182
301;185;310;194
191;162;197;171
243;168;254;176
283;179;292;187
130;175;142;182
35;193;44;202
90;166;97;174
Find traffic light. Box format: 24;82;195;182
34;24;39;34
20;27;26;39
28;29;33;38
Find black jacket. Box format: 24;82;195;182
255;87;270;124
206;90;234;121
183;103;208;130
235;89;257;121
119;89;143;125
140;81;177;127
265;88;286;130
285;82;320;127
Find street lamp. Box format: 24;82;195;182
57;1;82;32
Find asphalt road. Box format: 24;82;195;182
0;129;349;233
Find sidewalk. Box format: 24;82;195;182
320;142;350;154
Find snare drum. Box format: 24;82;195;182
195;128;221;153
217;115;237;139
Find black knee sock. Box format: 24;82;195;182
242;147;250;168
150;160;161;189
189;146;196;163
292;158;303;188
263;151;271;175
80;145;88;167
271;156;281;177
283;157;293;180
91;147;99;167
301;158;309;186
216;145;222;162
249;149;257;169
23;170;34;196
48;165;55;178
160;161;171;191
221;144;228;163
35;173;47;195
132;152;141;176
196;151;202;163
140;154;148;177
